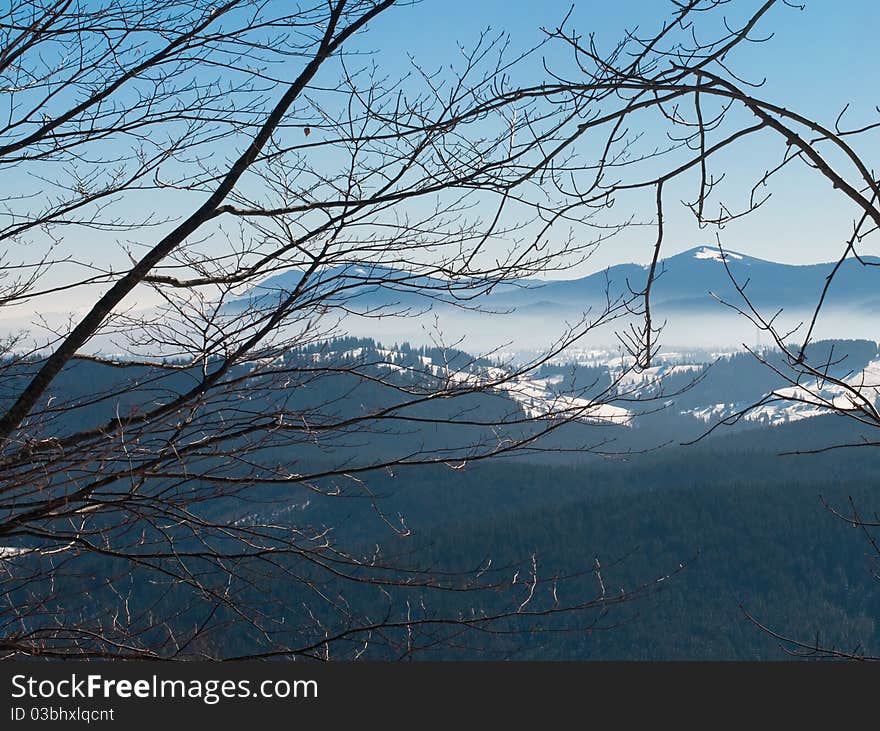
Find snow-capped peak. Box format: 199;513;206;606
693;246;744;262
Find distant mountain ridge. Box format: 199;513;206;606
487;246;880;313
225;262;525;313
226;246;880;316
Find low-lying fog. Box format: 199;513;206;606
3;302;876;361
336;305;879;357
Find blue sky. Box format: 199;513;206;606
357;0;880;271
370;0;876;118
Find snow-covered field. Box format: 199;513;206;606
615;363;703;390
689;358;880;426
321;345;636;426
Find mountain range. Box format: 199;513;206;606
228;246;880;317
